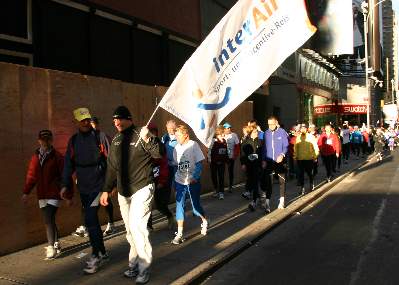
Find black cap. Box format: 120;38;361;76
113;106;132;120
38;130;53;139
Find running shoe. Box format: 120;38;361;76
136;268;150;284
171;232;184;245
124;264;139;278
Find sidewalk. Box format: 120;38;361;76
0;155;373;285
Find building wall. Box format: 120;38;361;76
0;0;198;86
89;0;201;41
0;62;252;256
200;0;236;38
382;1;396;101
267;82;300;129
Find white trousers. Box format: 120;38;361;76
118;184;154;271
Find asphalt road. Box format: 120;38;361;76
204;151;399;285
0;152;390;285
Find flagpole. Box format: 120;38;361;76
134;98;162;147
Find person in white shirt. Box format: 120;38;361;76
341;124;351;163
171;125;208;245
223;122;240;192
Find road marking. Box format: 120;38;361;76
349;198;387;285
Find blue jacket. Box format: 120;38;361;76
262;128;289;162
350;131;363;144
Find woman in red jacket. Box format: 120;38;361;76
22;130;65;260
317;124;340;182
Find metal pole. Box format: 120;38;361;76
364;10;370;128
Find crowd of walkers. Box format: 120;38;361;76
20;106;397;284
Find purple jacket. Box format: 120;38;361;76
262;128;289;162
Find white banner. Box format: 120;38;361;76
160;0;316;146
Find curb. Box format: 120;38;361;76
171;156;373;285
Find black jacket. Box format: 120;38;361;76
240;136;263;166
103;125;162;197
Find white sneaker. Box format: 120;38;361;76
171;232;184;245
218;192;224;200
200;220;208;236
83;255;102;274
53;242;61;255
72;225;84;237
103;223;115;236
44;245;57;260
278;197;285;209
82;226;89;237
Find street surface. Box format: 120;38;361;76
205;151;399;285
0;151;394;285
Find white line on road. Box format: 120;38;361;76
349;197;387;285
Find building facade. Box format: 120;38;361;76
0;0;200;86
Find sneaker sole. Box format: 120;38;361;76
136;276;150;284
83;268;98;274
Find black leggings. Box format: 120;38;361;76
148;185;173;227
211;162;225;193
297;160;314;187
245;164;260;202
263;161;287;199
342;143;350;160
41;205;58;246
227;159;235;188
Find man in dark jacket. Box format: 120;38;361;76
100;106;161;285
60;107;110;274
262;116;289;212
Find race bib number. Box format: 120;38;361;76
248;153;259;161
326;139;332;145
178;161;190;171
153;166;160;178
218;148;227;155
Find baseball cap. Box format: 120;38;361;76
223;122;232;128
38;129;53;139
113;106;132;120
73;108;92;122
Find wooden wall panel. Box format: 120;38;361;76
0;63;253;255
